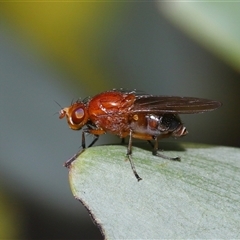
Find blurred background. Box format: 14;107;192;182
1;2;240;239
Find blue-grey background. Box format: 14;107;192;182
1;3;239;239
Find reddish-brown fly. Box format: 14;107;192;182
59;89;222;181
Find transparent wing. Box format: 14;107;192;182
132;96;222;114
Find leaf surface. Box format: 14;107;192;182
69;143;240;239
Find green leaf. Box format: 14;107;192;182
69;143;240;239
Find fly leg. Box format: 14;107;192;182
149;137;180;161
126;130;142;181
64;129;99;168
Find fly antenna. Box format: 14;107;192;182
54;100;63;110
54;100;67;118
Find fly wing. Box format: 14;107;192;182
132;96;222;114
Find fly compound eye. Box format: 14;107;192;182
71;107;85;124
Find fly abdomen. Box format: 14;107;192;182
147;113;187;136
159;113;188;137
130;113;187;138
158;114;181;132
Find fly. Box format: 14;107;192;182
59;89;222;181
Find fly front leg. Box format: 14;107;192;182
151;136;180;161
126;130;142;181
64;128;104;168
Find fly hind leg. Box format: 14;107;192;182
148;137;181;161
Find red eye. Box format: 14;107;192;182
72;108;85;124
